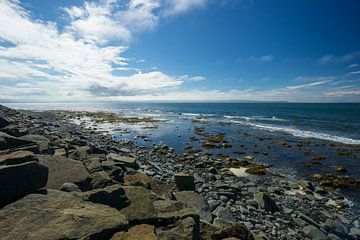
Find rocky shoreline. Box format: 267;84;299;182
0;104;359;240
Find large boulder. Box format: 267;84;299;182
0;132;36;150
79;184;130;210
37;155;91;190
124;173;173;199
106;153;139;169
90;171;114;189
0;161;48;207
19;134;50;153
175;191;212;223
211;223;254;240
0;150;36;165
0;116;10;128
156;217;200;240
119;186;198;226
111;224;157;240
0;190;128;240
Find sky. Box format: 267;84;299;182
0;0;360;102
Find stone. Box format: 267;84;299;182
59;182;81;192
80;184;130;210
0;190;128;240
298;180;314;191
37;155;91;190
213;207;236;228
19;134;50;153
83;156;103;173
174;173;195;191
254;192;279;212
90;171;114;189
350;228;360;238
0;116;10;128
324;219;347;237
53;148;67;156
124;173;173;199
211;223;254;240
119;186;197;226
156;217;200;240
111;224;157;240
0;150;36;165
107;153;139;169
0;132;35;150
303;225;327;240
175;191;212;223
0;161;48;207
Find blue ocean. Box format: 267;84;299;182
4;102;360;201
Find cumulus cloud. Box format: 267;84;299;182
162;0;206;16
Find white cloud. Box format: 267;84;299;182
348;63;359;68
162;0;206;16
349;71;360;75
318;52;360;64
248;55;274;62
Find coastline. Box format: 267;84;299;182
0;104;360;239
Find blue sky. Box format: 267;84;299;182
1;0;360;102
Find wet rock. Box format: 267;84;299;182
0;190;128;240
174;173;195;191
303;225;327;240
80;184;129;210
19;134;50;153
156;217;200;240
213;207;236;228
59;182;81;192
254;192;279;212
107;153;139;169
0;150;36;165
0;161;48;207
175;191;212;223
37;155;91;190
298;180;314;191
310;173;360;188
111;224;156;240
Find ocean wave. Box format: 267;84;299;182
230;120;360;145
223;115;286;122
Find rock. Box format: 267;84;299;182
0;190;128;240
124;173;173;199
174;173;195;191
90;171;114;189
0;132;36;150
211;223;254;240
0;116;10;128
80;184;130;210
59;182;81;192
0;161;48;207
53;148;67;156
111;224;157;240
298;180;314;191
119;186;197;226
83;156;103;173
324;218;347;237
207;199;222;211
213;207;236;228
0;150;36;165
19;134;50;153
106;153;138;169
254;192;279;212
156;217;200;240
175;191;212;223
2;125;28;137
350;228;360;238
303;225;327;240
37;155;91;190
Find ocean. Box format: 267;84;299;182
4;102;360;201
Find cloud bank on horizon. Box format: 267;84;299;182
0;0;360;102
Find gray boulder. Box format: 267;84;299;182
20;134;50;153
0;161;48;207
303;225;327;240
175;191;212;223
59;183;81;192
254;192;279;212
106;153;138;169
156;217;200;240
0;150;36;165
174;173;195;191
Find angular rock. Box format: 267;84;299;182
124;173;173;199
111;224;156;240
0;150;36;165
0;132;35;150
303;225;327;240
83;156;103;173
59;182;81;192
324;218;347;237
107;153;138;169
37;155;91;190
0;190;128;240
19;134;50;153
213;207;236;228
211;223;254;240
0;161;48;207
175;191;212;223
0;116;10;128
119;186;197;226
90;171;114;189
53;148;67;156
174;173;195;191
156;217;200;240
80;184;130;210
254;192;279;212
